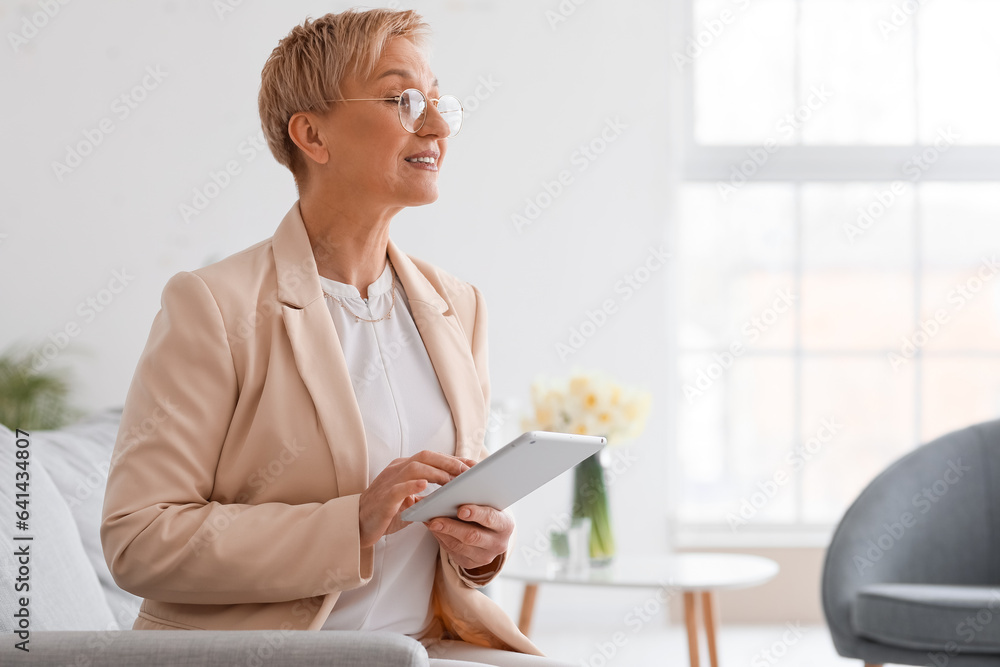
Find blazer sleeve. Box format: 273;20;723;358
449;283;510;588
100;271;373;606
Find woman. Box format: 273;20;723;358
100;9;572;667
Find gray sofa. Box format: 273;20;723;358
822;418;1000;666
0;408;430;665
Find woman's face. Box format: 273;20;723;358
317;37;450;210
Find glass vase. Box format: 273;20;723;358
571;449;615;565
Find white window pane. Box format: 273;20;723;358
678;184;796;350
678;184;795;266
801;358;915;523
922;358;1000;443
919;184;1000;351
922;183;1000;267
919;1;1000;144
802;183;914;269
920;271;1000;353
800;0;915;144
679;268;797;351
678;353;728;488
678;355;795;524
801;271;913;350
694;0;797;144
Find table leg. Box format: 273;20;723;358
683;591;700;667
701;591;719;667
518;584;539;636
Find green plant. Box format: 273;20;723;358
0;346;81;430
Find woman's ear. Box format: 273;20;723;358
288;112;330;167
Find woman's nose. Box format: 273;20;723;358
417;100;452;138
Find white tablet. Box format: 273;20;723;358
400;430;606;523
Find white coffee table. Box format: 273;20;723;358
501;553;779;667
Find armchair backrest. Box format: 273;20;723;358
822;418;1000;655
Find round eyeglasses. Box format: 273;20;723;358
333;88;463;138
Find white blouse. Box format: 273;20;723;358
318;257;455;636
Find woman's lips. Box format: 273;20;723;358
404;155;438;171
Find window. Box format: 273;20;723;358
674;0;1000;538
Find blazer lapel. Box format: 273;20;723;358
269;201;490;498
271;203;368;497
387;239;488;460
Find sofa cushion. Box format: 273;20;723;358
0;422;118;631
31;407;142;628
854;583;1000;653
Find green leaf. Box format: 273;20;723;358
0;344;81;430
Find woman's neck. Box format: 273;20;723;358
299;193;399;299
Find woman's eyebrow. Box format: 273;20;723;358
376;68;439;88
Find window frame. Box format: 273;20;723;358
670;0;1000;546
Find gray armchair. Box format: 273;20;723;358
0;630;427;666
822;418;1000;666
0;410;429;666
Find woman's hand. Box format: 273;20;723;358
426;504;514;571
357;450;474;549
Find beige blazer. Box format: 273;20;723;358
100;202;540;655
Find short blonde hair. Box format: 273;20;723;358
258;9;430;180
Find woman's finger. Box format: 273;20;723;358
455;504;509;530
409;450;471;477
399;460;463;486
428;530;494;569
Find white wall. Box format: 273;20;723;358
1;0;676;629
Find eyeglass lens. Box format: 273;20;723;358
398;89;463;137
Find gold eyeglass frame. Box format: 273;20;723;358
331;88;464;137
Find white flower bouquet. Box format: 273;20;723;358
522;371;651;445
522;370;651;563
